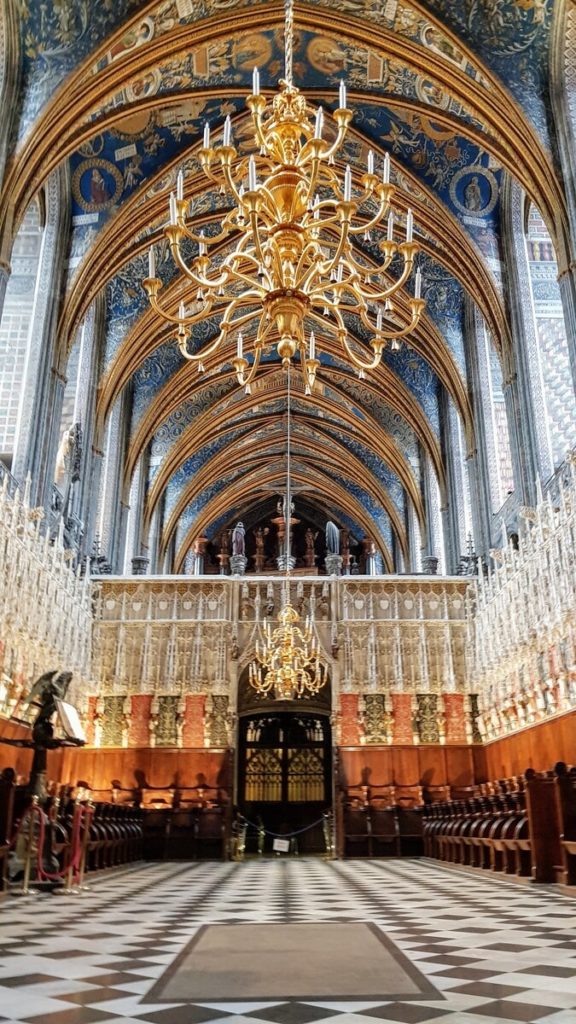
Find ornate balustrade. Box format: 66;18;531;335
0;475;93;714
472;451;576;740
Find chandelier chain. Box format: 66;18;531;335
284;0;294;87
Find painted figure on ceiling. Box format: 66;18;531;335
464;175;482;212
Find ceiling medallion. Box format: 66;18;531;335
143;0;425;394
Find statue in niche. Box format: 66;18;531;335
231;521;246;556
304;528;318;567
325;520;340;554
464;175;482;212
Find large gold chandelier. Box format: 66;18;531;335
142;0;424;393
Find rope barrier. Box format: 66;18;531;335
236;813;330;839
8;800;94;891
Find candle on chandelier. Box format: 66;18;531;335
253;66;260;95
179;300;185;320
376;309;383;332
415;267;422;299
199;231;207;256
309;330;316;359
169;192;178;225
367;150;374;175
344;164;352;201
203;121;210;148
248;155;257;191
314;106;324;140
337;262;343;283
406;207;413;242
237;332;243;358
176;171;184;201
339;79;347;108
148;246;156;278
383;152;390;184
387;210;394;240
223;115;232;146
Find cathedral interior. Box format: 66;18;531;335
3;1;576;1023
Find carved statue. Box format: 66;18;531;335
231;521;246;556
325;520;340;554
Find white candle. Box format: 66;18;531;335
314;106;324;140
406;207;413;242
344;164;352;201
415;267;422;299
387;211;394;240
253;66;260;95
176;171;184;201
169;192;177;225
367;150;374;175
337;262;343;282
339;79;347;108
309;331;316;359
148;246;156;278
223;115;232;146
376;309;383;332
237;332;243;358
248;155;257;191
199;231;207;256
179;300;185;320
383;152;390;184
203;121;210;148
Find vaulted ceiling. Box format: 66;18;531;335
0;0;566;569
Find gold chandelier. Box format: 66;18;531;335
250;603;327;700
142;0;424;393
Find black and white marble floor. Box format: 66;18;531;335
2;859;576;1024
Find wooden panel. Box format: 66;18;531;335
444;746;475;787
338;747;393;787
483;711;576;778
417;746;447;788
392;746;421;786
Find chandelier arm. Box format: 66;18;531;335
234;344;263;387
323;218;353;277
220;157;247;205
294;241;323;289
168;241;215;290
177;323;227;362
299;344;319;392
297;258;324;294
373;299;426;341
146;290;214;326
340;332;384;372
247;209;268;277
198;149;222;187
345;246;395;279
320;112;353;162
225;262;268;295
246;98;270;154
221;300;263;331
307;307;342;336
360;250;418;302
178;219;235;248
348;192;392;236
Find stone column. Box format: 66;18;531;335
500;174;553;495
147;496;165;574
422;452;445;574
96;389;131;571
440;391;470;573
406;503;422;573
12;168;71;507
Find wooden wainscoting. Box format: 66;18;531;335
483;710;576;779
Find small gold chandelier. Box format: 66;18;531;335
143;0;424;393
250;604;327;700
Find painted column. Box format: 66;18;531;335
440;391;470;573
422;453;445;574
97;388;131;571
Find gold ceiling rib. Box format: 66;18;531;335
122;356;446;505
171;464;395;574
141;379;427;537
158;420;410;562
0;3;564;257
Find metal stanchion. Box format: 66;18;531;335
13;799;39;896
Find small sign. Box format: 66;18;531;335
115;143;137;161
273;838;290;854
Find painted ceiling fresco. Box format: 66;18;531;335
2;0;565;569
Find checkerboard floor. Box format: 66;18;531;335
2;858;576;1024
